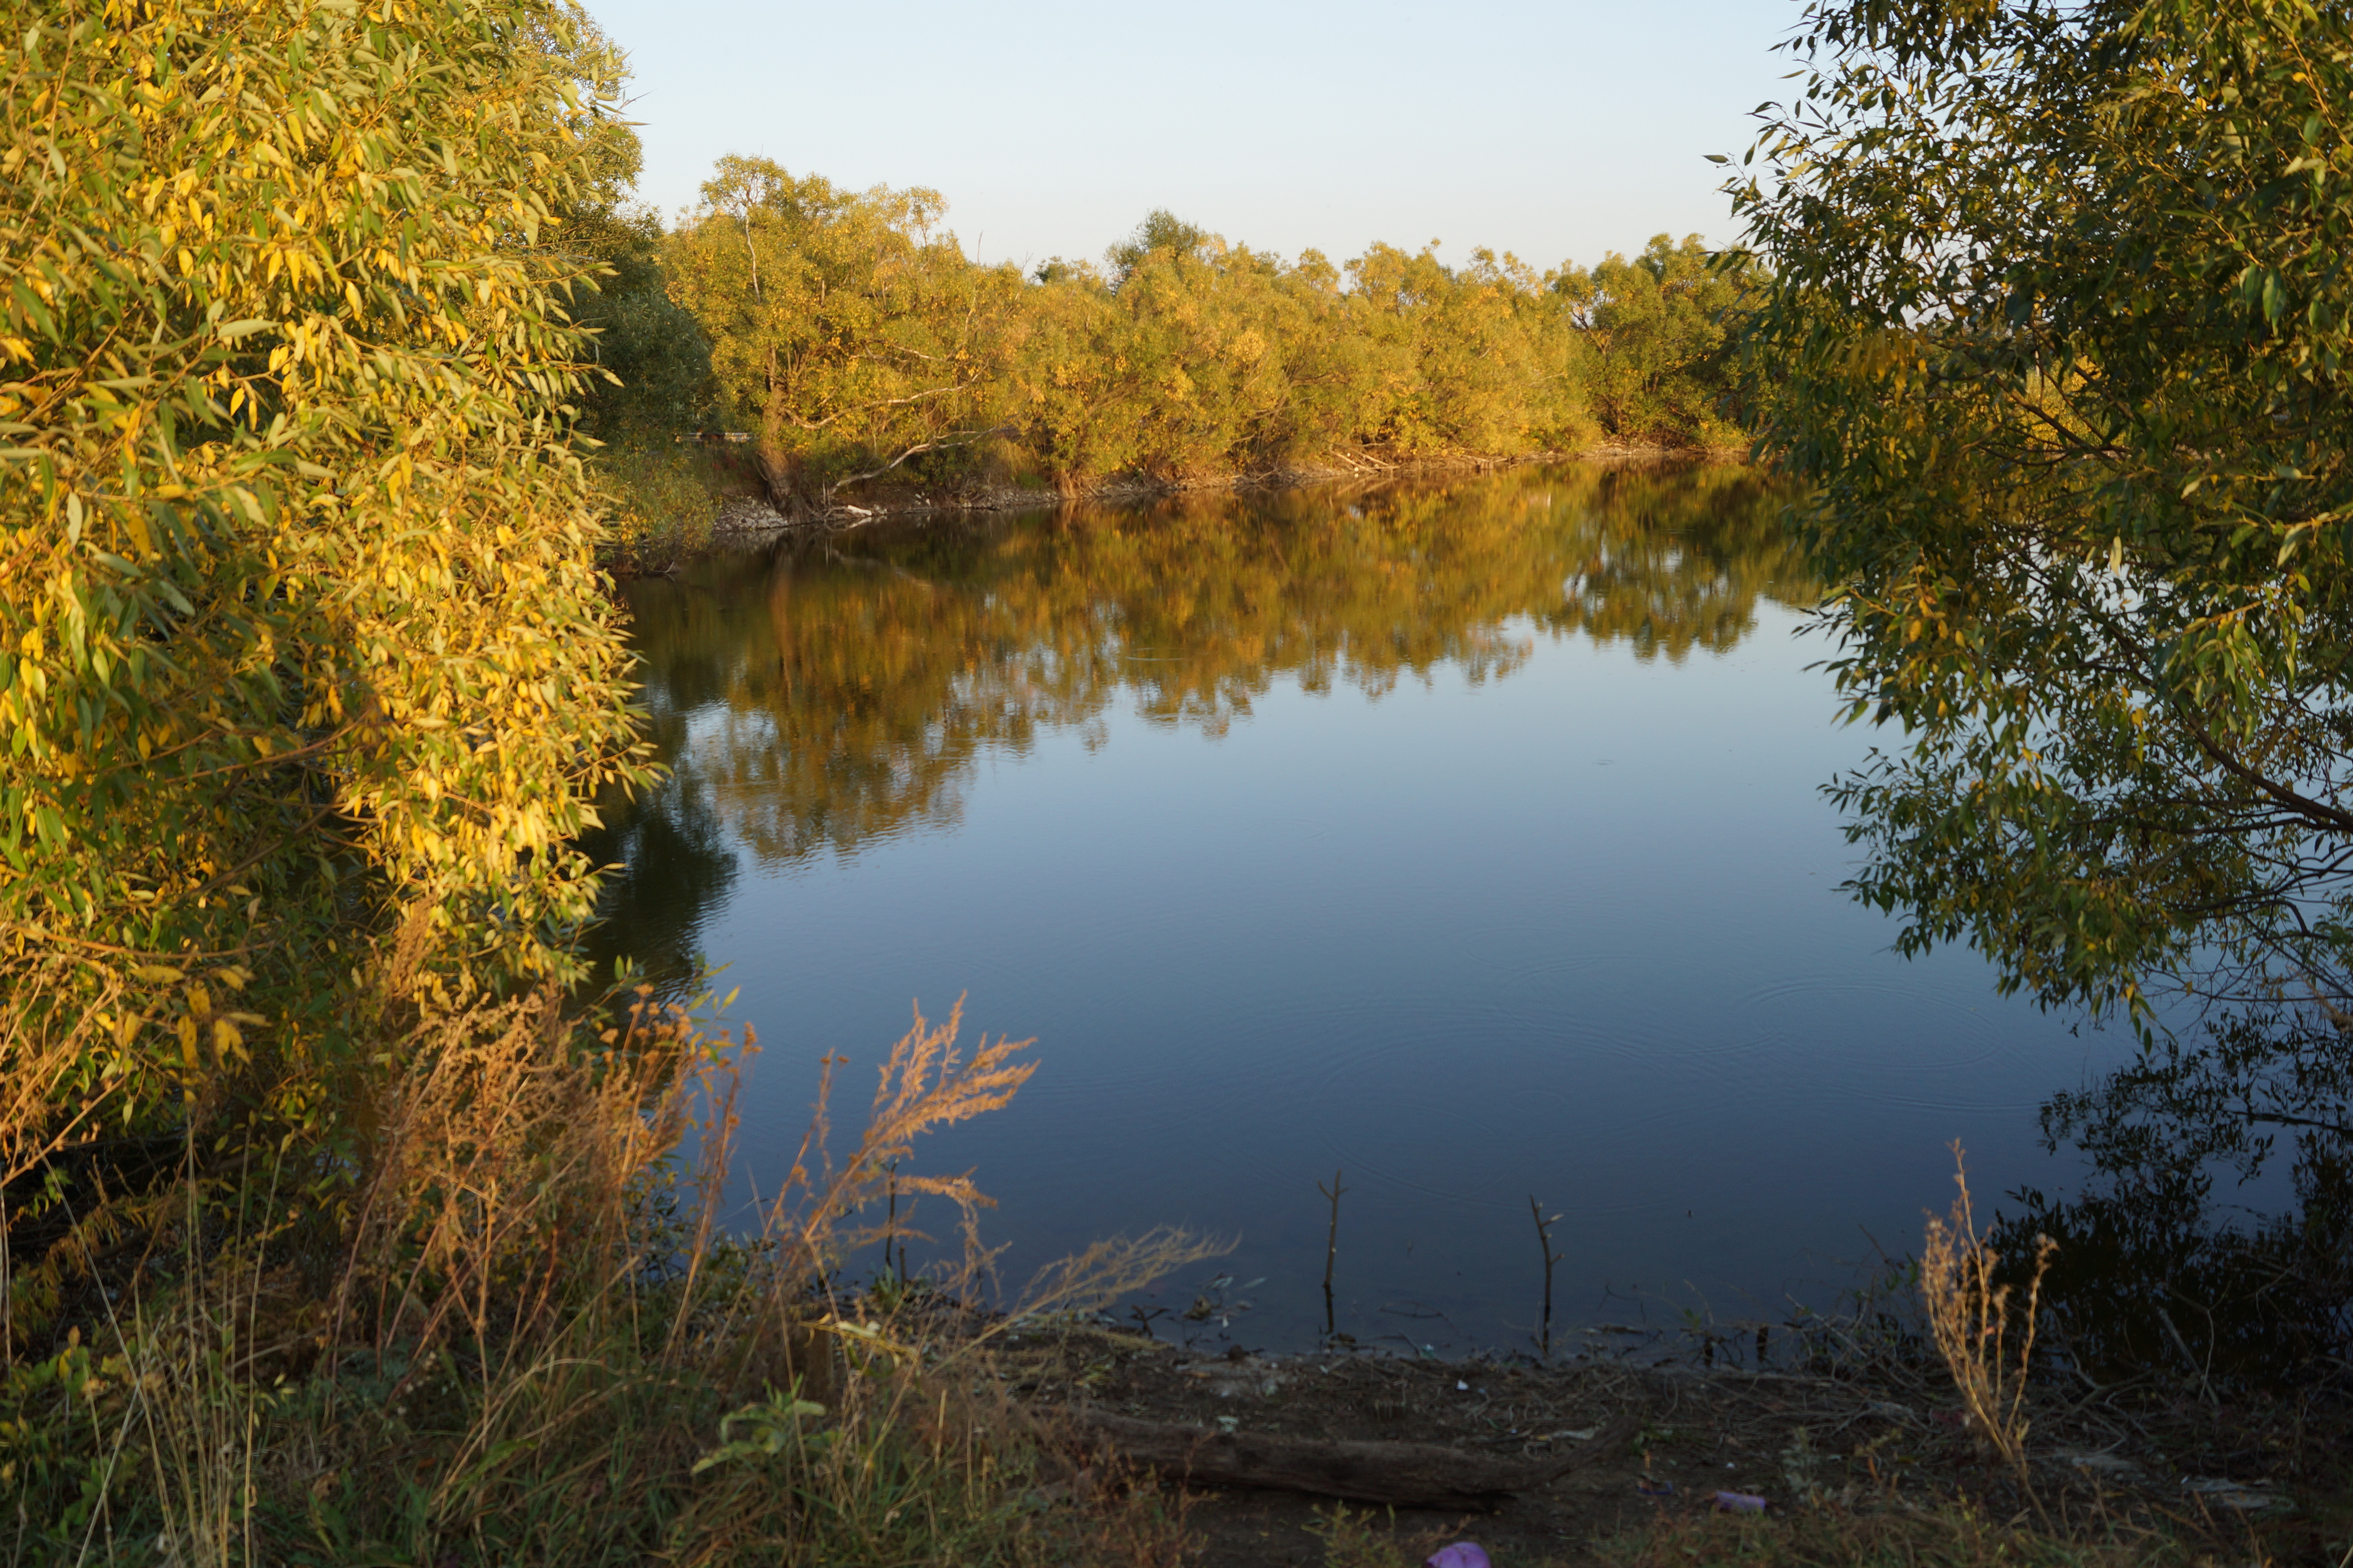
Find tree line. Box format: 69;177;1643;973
581;159;1761;519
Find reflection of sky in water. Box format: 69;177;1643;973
605;471;2141;1351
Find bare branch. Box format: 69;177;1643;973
821;425;1016;505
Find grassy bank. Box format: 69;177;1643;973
1;996;1221;1565
10;1041;2319;1565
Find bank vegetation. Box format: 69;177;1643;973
0;2;1207;1561
590;172;1761;549
0;0;1758;1558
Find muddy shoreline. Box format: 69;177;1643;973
1004;1317;2320;1567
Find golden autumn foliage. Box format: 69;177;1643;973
0;0;653;1307
657;171;1760;516
663;157;1025;512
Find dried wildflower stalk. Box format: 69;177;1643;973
1920;1141;2055;1494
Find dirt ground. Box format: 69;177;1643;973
989;1323;2344;1567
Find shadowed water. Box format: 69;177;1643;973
592;464;2143;1352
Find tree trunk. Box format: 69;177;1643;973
754;432;816;521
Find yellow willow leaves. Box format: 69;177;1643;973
2;0;656;1137
667;163;1760;503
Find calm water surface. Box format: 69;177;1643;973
597;464;2132;1352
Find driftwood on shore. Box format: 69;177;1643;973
1068;1409;1639;1510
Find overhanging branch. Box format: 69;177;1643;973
821;425;1017;507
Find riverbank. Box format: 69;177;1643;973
603;446;1748;574
947;1304;2320;1568
717;446;1747;534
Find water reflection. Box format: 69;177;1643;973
588;460;2125;1349
1997;1012;2353;1390
608;461;1806;900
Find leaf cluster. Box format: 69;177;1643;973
1734;0;2353;1016
1;0;656;1338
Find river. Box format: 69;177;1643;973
591;462;2139;1354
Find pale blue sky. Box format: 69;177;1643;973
585;0;1803;274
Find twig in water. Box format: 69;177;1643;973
1530;1195;1564;1358
882;1159;906;1287
1318;1169;1348;1341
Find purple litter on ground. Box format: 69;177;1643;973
1425;1544;1491;1568
1713;1491;1768;1512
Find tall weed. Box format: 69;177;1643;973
1920;1144;2054;1495
2;989;1210;1566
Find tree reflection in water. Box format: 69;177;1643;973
585;462;1807;992
577;462;2353;1382
577;700;739;1000
1995;1012;2353;1392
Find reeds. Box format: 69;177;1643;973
1920;1142;2055;1496
764;996;1037;1293
3;982;1215;1565
331;982;715;1366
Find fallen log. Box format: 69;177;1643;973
1069;1409;1638;1511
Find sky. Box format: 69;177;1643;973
582;0;1806;276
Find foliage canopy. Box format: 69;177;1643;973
664;156;1019;510
660;171;1758;514
0;0;652;1268
1736;0;2353;1019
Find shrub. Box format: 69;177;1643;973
0;0;652;1342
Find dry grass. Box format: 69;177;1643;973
119;1225;275;1568
1014;1227;1235;1326
2;981;1217;1566
1920;1143;2055;1497
332;985;714;1366
763;996;1037;1288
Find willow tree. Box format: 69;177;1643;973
1554;234;1756;445
0;0;652;1248
1736;0;2353;1019
666;157;1024;515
